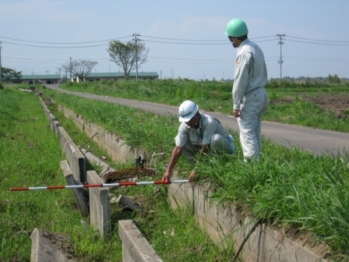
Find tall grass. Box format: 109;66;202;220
60;79;349;132
196;145;349;258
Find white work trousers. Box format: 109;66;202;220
238;87;268;160
182;134;236;162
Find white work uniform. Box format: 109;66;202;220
175;113;235;161
232;39;268;160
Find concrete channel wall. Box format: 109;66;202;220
41;97;329;261
168;183;329;262
57;105;147;164
37;96;159;261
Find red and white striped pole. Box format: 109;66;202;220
9;179;189;191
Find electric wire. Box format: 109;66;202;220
1;41;108;49
286;35;349;45
1;34;348;69
0;35;131;44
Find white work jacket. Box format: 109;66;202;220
232;39;268;110
175;113;229;147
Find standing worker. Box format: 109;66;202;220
162;100;236;182
226;18;269;161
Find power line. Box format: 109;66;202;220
1;41;108;49
284;56;349;63
286;35;349;46
286;39;349;46
0;35;131;45
2;33;349;77
3;34;348;49
0;34;278;48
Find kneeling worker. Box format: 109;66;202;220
162;100;236;182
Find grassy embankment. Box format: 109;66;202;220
0;87;234;261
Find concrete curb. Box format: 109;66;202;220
87;170;111;236
31;228;76;262
168;182;329;262
60;160;89;217
118;220;162;262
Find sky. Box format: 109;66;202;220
0;0;348;80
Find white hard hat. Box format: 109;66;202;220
178;100;199;122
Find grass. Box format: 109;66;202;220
0;87;236;261
4;80;349;261
0;88;123;261
37;80;349;261
58;79;349;132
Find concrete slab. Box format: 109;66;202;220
58;126;86;183
60;160;89;217
118;220;162;262
31;228;76;262
81;148;116;179
117;195;142;211
87;170;111;237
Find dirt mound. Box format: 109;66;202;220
271;94;349;119
307;95;349;118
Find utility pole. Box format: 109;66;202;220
277;34;285;85
132;33;140;79
0;42;2;82
69;57;72;81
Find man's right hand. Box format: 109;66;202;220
162;170;171;182
232;109;240;118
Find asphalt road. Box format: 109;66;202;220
45;84;349;157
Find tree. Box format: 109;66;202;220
107;40;148;78
328;74;341;84
61;59;97;82
1;67;22;83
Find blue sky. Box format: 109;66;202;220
0;0;348;80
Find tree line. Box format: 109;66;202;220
0;40;149;82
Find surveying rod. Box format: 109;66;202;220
9;180;189;191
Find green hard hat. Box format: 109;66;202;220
225;18;248;37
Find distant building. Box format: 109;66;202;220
21;74;61;84
20;71;159;84
86;72;159;81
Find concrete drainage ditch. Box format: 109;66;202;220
35;96;162;262
35;95;329;262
